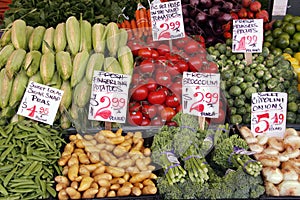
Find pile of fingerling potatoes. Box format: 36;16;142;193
55;128;158;199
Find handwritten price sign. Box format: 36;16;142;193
182;72;220;118
88;71;131;123
251;92;287;138
150;0;185;41
232;19;263;53
17;81;63;125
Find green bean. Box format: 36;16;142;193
46;184;56;197
23;161;39;176
3;167;18;187
0;164;14;172
26;155;48;162
0;194;21;200
8;188;35;193
0;144;15;162
8;180;36;188
0;183;8;196
17;123;37;132
0;127;7;137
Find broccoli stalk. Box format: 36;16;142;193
212;134;263;176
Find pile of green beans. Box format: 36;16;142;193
0;120;65;199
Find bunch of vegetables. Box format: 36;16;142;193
0;16;134;131
0;120;64;199
55;129;158;199
207;40;300;124
239;126;300;196
127;33;220;126
152;112;265;199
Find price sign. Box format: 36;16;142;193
17;81;63;125
251;92;287;138
182;72;220;118
232;19;263;53
88;71;131;123
150;0;185;41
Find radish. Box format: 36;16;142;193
242;0;252;8
250;1;261;12
256;10;269;22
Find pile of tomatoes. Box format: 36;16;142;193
126;35;219;126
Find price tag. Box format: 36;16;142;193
150;0;185;41
182;72;220;118
251;92;287;138
17;81;63;125
88;71;131;123
272;0;288;16
232;19;263;53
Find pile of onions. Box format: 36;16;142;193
182;0;242;47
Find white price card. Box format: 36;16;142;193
88;71;131;123
17;81;64;125
251;92;287;138
150;0;185;41
232;19;264;53
182;72;220;118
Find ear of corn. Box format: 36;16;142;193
5;48;27;79
118;28;128;48
60;112;71;129
9;69;29;108
56;51;72;81
42;27;55;54
59;80;72;113
25;26;34;51
70;102;79;120
0;29;11;47
0;68;13;109
85;53;104;84
28;72;43;84
117;45;134;75
70;50;89;87
73;78;91;108
23;50;42;77
104;56;123;74
54;23;67;52
47;71;62;89
105;22;120;57
0;44;15;69
80;20;92;52
28;26;46;51
92;23;106;53
66;16;80;55
11;19;27;49
40;52;55;84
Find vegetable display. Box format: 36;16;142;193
239;126;300;196
55;129;158;199
152;112;265;199
0;120;64;199
208;41;300;124
0;16;134;131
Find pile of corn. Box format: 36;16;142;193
0;16;134;129
283;52;300;92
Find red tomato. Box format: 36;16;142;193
167;65;181;77
151;116;164;126
161;107;176;122
176;104;182;112
158;86;170;96
138;48;152;58
188;56;203;72
148;90;167;105
131;85;149;101
184;40;200;54
157;44;170;56
155;72;172;87
169;82;182;97
166;121;178;127
141;104;157;118
140;117;151;126
128;111;143;126
174;38;187;49
128;41;143;57
139;59;155;74
131;73;141;85
175;60;189;73
165;94;180;108
151;49;159;59
210;108;226;124
145;78;158;92
202;61;219;73
165;53;180;63
129;101;141;112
